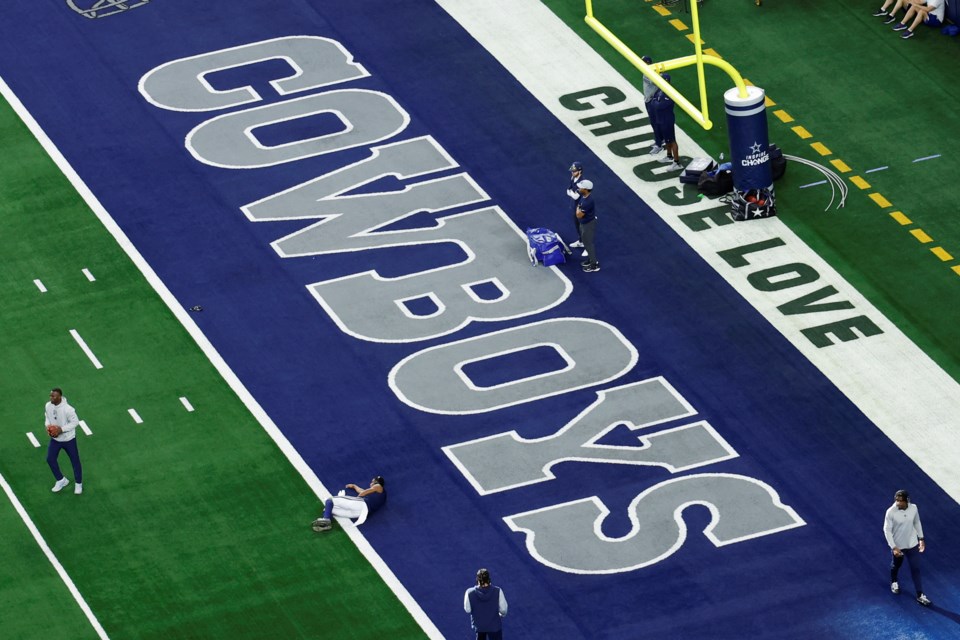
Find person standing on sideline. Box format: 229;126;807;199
883;489;932;606
566;162;587;253
576;180;599;273
641;55;663;157
650;73;682;171
464;568;508;640
311;476;386;532
45;387;83;495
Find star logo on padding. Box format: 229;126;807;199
749;142;763;154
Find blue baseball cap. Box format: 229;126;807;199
569;161;583;172
661;72;671;83
641;55;652;64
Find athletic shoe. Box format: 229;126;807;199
917;594;932;606
74;483;83;495
657;156;674;164
570;240;584;248
648;145;663;155
51;478;69;493
901;31;915;39
893;23;908;31
872;9;888;16
582;263;600;273
311;518;332;532
667;162;683;171
891;582;900;594
581;250;588;257
884;15;897;23
581;260;591;266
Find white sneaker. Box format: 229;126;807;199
891;582;899;594
648;145;663;155
916;593;931;606
74;483;83;495
581;250;588;257
569;241;584;248
657;156;673;164
667;162;683;171
52;478;69;493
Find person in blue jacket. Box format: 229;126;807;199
464;568;508;640
650;73;682;171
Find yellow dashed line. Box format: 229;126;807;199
910;229;933;244
685;34;704;45
931;247;954;262
704;48;722;57
792;125;812;139
773;110;794;123
653;4;671;16
830;159;851;173
764;95;776;107
952;266;960;276
890;211;912;225
744;78;754;86
669;18;688;31
870;193;892;208
810;142;832;156
849;175;871;190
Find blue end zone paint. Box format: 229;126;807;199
2;2;959;638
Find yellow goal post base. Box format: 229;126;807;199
585;0;748;130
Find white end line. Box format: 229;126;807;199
26;432;40;448
69;330;104;370
80;420;93;436
34;279;48;293
913;154;941;163
0;471;110;639
179;397;194;412
128;409;143;424
82;268;96;282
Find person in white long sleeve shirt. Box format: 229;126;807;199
883;490;930;605
45;388;83;495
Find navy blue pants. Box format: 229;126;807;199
476;632;502;640
891;546;923;596
47;438;83;483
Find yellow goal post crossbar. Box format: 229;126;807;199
584;0;748;130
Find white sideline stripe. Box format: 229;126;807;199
798;180;827;189
80;420;93;436
34;278;47;293
26;432;40;448
0;77;443;639
82;268;96;282
179;396;194;412
0;471;110;639
438;0;960;506
864;166;888;174
912;154;941;163
127;409;143;424
69;329;104;370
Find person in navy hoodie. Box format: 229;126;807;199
464;568;508;640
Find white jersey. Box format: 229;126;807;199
45;397;80;443
883;502;924;550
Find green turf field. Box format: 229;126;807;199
0;97;425;638
2;2;959;637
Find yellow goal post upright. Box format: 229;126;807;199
583;0;747;130
584;0;775;204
